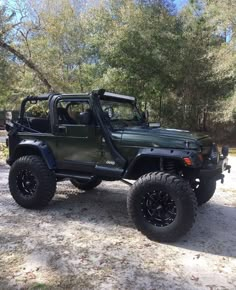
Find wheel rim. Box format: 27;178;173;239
141;190;177;227
16;169;37;198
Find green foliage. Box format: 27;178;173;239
26;103;48;118
0;0;235;132
28;283;49;290
0;143;8;160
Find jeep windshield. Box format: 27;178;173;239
100;98;144;128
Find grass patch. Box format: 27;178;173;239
29;283;50;290
0;143;8;161
219;145;236;157
229;148;236;156
0;130;6;136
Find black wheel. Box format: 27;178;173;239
9;155;56;209
127;172;197;243
70;177;102;191
193;179;216;206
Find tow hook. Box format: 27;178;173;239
216;173;225;184
220;174;225;184
226;165;231;173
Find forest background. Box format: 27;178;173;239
0;0;235;143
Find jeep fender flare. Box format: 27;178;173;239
8;139;56;170
123;148;202;179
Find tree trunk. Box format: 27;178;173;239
203;106;208;131
0;39;55;92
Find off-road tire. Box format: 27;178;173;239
127;172;197;243
9;155;56;209
70;177;102;191
194;179;216;206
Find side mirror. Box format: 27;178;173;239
142;110;149;121
5;119;13;132
5;111;12;121
79;110;92;125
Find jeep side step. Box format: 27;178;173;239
56;172;93;182
121;179;133;186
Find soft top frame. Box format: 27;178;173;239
19;89;137;122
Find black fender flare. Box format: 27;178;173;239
8;139;56;170
123;148;202;179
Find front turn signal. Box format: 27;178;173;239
183;157;192;166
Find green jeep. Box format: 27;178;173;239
6;89;231;242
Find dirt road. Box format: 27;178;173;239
0;130;6;142
0;158;235;289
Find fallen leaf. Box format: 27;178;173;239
191;275;199;281
195;254;200;259
26;272;36;280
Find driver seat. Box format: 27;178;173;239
57;107;77;124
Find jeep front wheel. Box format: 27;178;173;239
70;177;102;191
9;155;56;209
127;172;197;243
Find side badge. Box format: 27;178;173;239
106;160;115;165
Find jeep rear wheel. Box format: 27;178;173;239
9;155;56;209
194;179;216;206
70;177;102;191
127;172;197;243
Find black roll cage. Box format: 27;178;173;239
18;89;129;168
19;90;140;131
19;94;53;122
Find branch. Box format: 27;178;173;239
19;29;32;57
0;39;55;92
0;22;22;36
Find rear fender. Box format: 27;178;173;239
8;139;56;169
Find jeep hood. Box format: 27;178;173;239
117;127;212;150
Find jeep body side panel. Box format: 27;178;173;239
12;130;100;171
48;95;100;171
54;126;102;170
49;94;124;176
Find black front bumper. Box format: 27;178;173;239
199;157;230;181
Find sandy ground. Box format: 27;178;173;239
0;137;6;143
0;130;7;144
0;157;235;290
0;134;6;143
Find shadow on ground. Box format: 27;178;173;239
45;182;236;259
